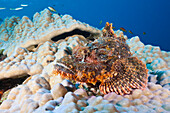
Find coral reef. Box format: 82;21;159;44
0;8;169;113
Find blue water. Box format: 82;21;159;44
0;0;169;51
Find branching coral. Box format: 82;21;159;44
53;22;148;95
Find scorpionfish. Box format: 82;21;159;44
53;22;148;95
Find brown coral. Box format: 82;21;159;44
53;22;148;95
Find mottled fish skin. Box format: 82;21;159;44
53;22;148;95
99;57;148;95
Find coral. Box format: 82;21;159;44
0;47;41;79
53;22;148;95
51;83;67;99
52;92;81;112
0;16;20;42
102;84;170;112
0;74;52;112
0;75;29;102
0;8;101;56
126;36;169;70
74;88;88;98
148;70;170;88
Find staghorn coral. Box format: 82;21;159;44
53;22;148;95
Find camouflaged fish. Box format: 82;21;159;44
53;22;148;95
